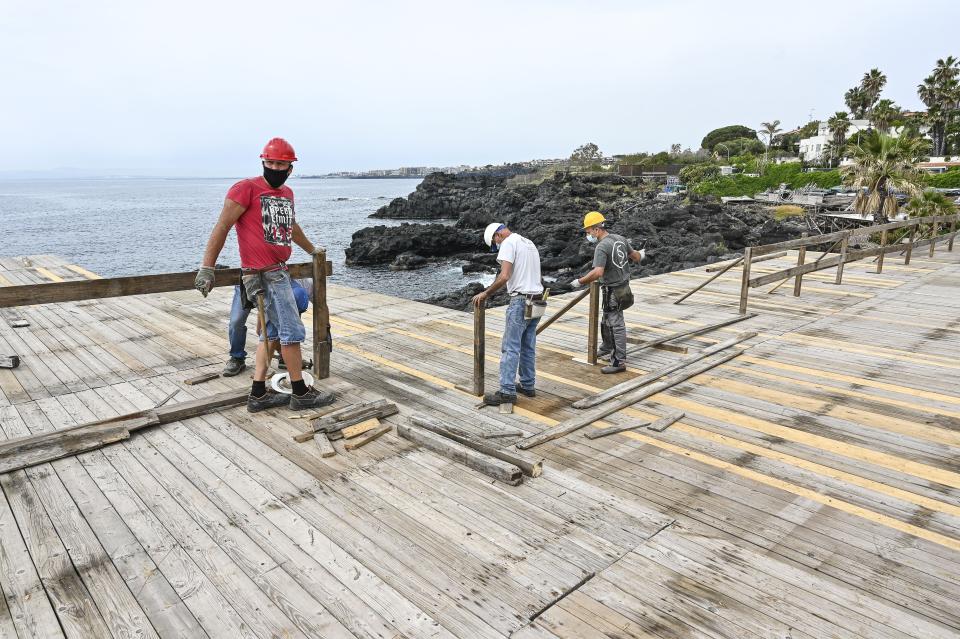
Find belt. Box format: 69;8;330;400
510;292;544;299
241;261;288;274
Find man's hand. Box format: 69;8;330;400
195;266;215;297
471;290;488;306
241;274;264;304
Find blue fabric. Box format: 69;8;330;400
291;279;310;313
499;296;539;394
260;269;306;345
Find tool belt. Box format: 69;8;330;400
240;261;288;274
239;262;288;309
516;291;548;320
602;282;634;312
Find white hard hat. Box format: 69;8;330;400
484;222;505;247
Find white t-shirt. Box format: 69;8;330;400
496;233;544;295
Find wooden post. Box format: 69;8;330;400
586;282;600;365
929;219;940;257
536;287;590;335
312;250;330;380
793;245;806;296
834;233;849;285
876;229;888;274
904;223;916;265
949;219;957;252
738;246;753;315
472;301;485;396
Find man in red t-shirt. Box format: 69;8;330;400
195;138;335;412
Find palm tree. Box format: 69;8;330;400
918;57;960;156
826;112;851;166
759;120;782;150
905;189;958;218
870;99;901;133
860;68;887;108
842;130;928;224
844;87;869;119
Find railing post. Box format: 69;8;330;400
793;244;806;296
876;229;888;274
312;250;330;380
904;223;916;265
835;232;849;285
738;246;753;315
929;218;940;258
949;218;957;252
472;301;485;396
587;282;600;365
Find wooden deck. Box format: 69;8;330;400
1;248;959;638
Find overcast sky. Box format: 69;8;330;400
2;0;957;176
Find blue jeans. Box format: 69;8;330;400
228;286;251;359
499;296;540;395
259;270;306;345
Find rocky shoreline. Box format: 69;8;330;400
346;171;806;309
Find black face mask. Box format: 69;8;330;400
263;164;290;188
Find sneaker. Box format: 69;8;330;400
601;364;627;374
483;391;518;406
222;357;246;377
290;387;336;411
516;384;536;398
247;391;291;413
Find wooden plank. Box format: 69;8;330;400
184;372;219;385
749;253;843;288
341;417;381;439
343;423;391;450
312;250;331;380
536;288;591;335
674;255;743;304
0;421;133;473
0;261;330;308
645;410;685;432
576;332;757;409
409;414;543;477
472;301;485;396
625;314;756;357
0;354;19;369
516;350;743;450
313;432;337;457
750;228;851;257
293;400;398;442
586;282;599;365
582;420;650;439
397;423;523;485
704;251;787;272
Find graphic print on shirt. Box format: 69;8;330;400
611;240;628;269
260;195;294;246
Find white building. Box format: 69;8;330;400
798;119;871;163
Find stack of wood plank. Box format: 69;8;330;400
294;399;398;457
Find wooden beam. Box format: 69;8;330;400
876;230;887;274
0;261;331;309
793;244;806;296
397;423;523;485
472;302;485;396
835;234;849;285
312;250;331;379
0;355;19;369
703;251;786;272
625;314;756;357
583;420;650;439
343;423;392;451
313;433;336;458
738;246;752;314
646;411;686;432
576;332;756;409
292;400;398;442
184;372;219;385
749;228;850;257
409;414;543;477
536;287;590;335
515;350;744;450
749;253;843;288
674;256;743;305
341;418;381;439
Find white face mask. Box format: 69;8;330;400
587;234;598;244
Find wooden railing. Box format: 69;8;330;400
738;214;959;314
0;255;335;379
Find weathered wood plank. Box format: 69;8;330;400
409;414;543;477
343;423;391;450
398;422;523;485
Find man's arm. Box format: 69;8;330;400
201;198;246;267
471;261;513;305
574;266;605;287
292;222;318;254
628;250;642;263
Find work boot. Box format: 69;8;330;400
483;391;517;406
516;384;536;398
222;357;246;377
277;355;286;370
247;391;291;413
290;387;336;411
601;364;627;374
596;348;612;360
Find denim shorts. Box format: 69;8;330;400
259;270;306;345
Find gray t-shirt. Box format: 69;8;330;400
592;233;634;287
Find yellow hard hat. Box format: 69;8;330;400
583;211;606;229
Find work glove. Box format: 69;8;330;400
639;248;647;262
195;266;215;297
241;274;264;305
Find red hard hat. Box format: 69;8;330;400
260;137;298;162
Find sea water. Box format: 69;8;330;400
0;176;486;300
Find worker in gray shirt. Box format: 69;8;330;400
572;211;645;373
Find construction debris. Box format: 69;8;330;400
409;414;542;477
314;433;336;458
10;320;29;328
647;411;685;432
584;420;650;440
498;403;514;414
516;351;743;450
398;421;523;485
293;399;398;443
625;314;756;357
344;423;392;450
341;417;382;439
184;372;220;385
0;354;20;369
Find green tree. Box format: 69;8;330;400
798;120;821;138
870;99;901;132
917;56;960;156
860;68;887;112
701;125;758;152
904;189;958;218
842;131;928;223
759;120;782;151
826;112;851;167
570;142;603;166
844;87;870;119
679;163;720;186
